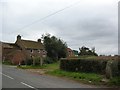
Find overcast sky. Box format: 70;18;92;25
0;0;119;55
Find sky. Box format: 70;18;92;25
0;0;119;55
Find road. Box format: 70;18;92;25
2;65;97;89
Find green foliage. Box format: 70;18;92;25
18;61;120;86
2;60;13;65
73;50;78;56
118;60;120;76
43;62;59;70
47;69;103;84
44;57;54;64
25;59;33;65
47;69;120;86
18;62;59;70
60;59;108;74
33;56;40;65
25;57;42;65
109;77;120;86
18;65;46;69
42;33;67;61
79;46;98;56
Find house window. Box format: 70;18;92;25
31;49;33;53
42;50;47;55
38;50;41;53
42;50;46;53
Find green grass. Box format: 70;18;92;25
18;65;46;69
43;62;59;70
18;61;120;86
70;56;97;59
46;69;120;86
78;56;97;59
46;69;103;85
18;62;59;70
2;61;14;65
109;77;120;86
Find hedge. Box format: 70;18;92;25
60;58;108;74
118;60;120;75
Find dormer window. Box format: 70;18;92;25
31;49;33;53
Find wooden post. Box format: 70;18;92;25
40;57;43;66
32;56;35;66
18;61;21;67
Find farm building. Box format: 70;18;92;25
2;35;47;65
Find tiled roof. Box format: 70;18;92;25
67;48;72;51
2;42;20;49
2;43;14;48
20;40;44;49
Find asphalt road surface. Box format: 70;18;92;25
2;65;97;89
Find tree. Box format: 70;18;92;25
78;46;98;56
42;33;67;61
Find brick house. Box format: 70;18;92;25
2;35;47;65
67;48;75;57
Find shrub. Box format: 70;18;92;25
34;57;40;65
118;60;120;75
20;60;25;65
44;57;54;64
60;58;108;74
2;60;13;65
25;59;33;65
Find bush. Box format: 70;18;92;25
110;77;120;86
25;59;33;65
44;57;55;64
33;57;40;65
20;60;25;65
60;58;108;74
2;60;13;65
118;60;120;75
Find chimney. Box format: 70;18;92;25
38;39;41;43
17;35;21;41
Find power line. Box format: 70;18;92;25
12;1;81;32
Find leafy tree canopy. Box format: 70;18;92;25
42;33;68;61
78;46;98;56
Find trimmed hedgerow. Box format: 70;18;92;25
118;60;120;76
60;58;108;74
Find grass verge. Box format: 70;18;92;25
109;77;120;86
18;62;59;70
2;61;14;65
46;69;104;85
18;62;120;86
46;69;120;86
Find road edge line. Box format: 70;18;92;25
21;82;36;89
0;73;14;80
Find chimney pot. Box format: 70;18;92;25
17;35;21;41
38;39;41;43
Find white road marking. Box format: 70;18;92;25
0;72;14;80
21;82;35;89
1;72;38;89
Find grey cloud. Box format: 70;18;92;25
1;0;118;55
